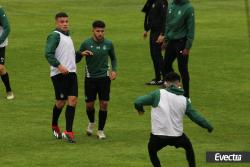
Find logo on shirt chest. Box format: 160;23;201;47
92;45;107;50
103;45;107;50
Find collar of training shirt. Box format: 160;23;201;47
91;37;105;44
55;28;70;36
166;85;184;95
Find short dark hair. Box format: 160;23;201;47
55;12;68;19
164;72;181;82
92;20;105;28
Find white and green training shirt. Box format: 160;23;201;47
134;86;213;137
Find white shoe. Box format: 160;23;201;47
6;91;14;100
86;122;95;136
97;130;106;139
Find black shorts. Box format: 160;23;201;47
0;47;6;65
51;72;78;100
85;77;111;102
148;133;193;150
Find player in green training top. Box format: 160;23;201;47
0;6;14;100
78;20;117;139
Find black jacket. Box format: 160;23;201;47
142;0;168;33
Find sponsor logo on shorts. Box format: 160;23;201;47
60;93;64;99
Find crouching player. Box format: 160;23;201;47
134;72;213;167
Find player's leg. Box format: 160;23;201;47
97;77;111;139
85;77;97;136
62;73;78;143
0;47;14;99
98;100;108;139
51;74;67;139
65;95;77;133
163;41;176;77
177;133;196;167
148;134;168;167
146;31;163;85
176;39;190;98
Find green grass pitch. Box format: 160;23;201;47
0;0;249;166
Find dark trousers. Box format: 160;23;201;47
150;31;164;81
164;39;190;97
148;133;195;167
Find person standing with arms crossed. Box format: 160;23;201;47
134;72;213;167
77;20;117;139
45;12;84;143
142;0;167;85
162;0;195;98
0;6;14;100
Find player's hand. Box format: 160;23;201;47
156;34;165;44
58;65;69;75
82;50;94;56
138;111;144;115
208;127;213;133
109;71;117;80
143;31;148;39
180;48;189;56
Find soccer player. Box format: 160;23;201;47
142;0;167;85
78;20;117;139
0;6;14;100
45;12;85;143
134;72;213;167
163;0;195;98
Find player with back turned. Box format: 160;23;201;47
134;72;213;167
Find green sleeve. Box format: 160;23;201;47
109;42;117;72
185;6;195;49
75;51;82;63
44;32;60;67
0;7;10;44
186;101;213;132
75;41;87;63
134;90;160;112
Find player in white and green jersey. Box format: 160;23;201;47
77;20;117;139
45;12;86;143
134;72;213;167
0;6;14;100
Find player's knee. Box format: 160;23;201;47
68;97;77;106
0;65;6;75
56;100;66;109
100;101;108;110
86;102;94;111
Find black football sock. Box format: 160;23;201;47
86;109;95;123
52;105;63;126
98;110;107;130
1;73;11;92
65;105;75;132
